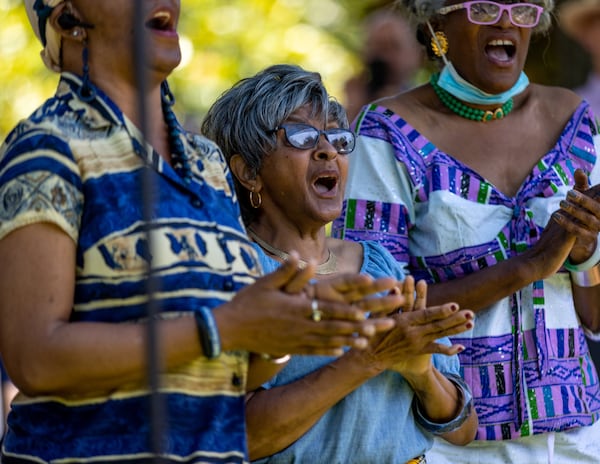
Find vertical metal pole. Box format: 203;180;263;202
133;1;167;460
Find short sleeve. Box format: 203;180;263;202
0;127;83;242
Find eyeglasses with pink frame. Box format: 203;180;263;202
437;0;544;28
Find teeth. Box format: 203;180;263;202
488;39;514;46
146;10;171;29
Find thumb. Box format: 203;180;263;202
253;252;309;292
574;168;589;192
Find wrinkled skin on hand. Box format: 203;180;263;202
221;256;400;357
553;169;600;264
353;277;474;375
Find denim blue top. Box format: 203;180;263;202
250;240;460;463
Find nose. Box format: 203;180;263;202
313;133;338;161
497;9;512;27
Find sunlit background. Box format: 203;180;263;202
0;0;591;140
0;0;393;139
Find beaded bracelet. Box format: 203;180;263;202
194;307;221;359
259;353;291;364
412;373;473;435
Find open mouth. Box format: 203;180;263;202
145;11;174;31
485;39;516;62
314;175;338;194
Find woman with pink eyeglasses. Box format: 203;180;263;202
333;0;600;462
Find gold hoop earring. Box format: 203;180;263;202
431;31;448;57
249;189;262;209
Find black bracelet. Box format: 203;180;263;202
194;307;221;359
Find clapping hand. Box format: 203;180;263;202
553;169;600;264
219;253;400;357
351;276;474;376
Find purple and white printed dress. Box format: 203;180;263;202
333;101;600;459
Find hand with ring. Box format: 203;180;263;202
215;255;400;357
311;299;322;322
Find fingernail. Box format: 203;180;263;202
457;345;465;352
363;324;375;337
567;190;581;200
450;303;459;312
389;286;401;295
466;321;474;329
354;338;368;349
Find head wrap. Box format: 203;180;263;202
24;0;65;72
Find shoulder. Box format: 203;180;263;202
366;83;450;136
524;83;583;123
329;238;407;280
373;84;435;118
1;113;74;167
328;238;364;274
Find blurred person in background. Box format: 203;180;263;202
559;0;600;119
344;7;425;121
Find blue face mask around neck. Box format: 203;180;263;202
437;62;530;105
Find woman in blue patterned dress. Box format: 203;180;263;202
0;1;406;463
202;63;478;463
333;0;600;462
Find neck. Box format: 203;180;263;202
431;73;514;122
247;225;336;274
100;80;169;159
438;62;529;106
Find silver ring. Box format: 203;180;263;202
311;299;322;322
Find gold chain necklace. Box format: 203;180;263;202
247;228;338;275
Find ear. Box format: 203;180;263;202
49;2;87;42
230;154;262;192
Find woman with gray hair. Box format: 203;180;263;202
202;63;477;464
332;0;600;462
0;2;414;463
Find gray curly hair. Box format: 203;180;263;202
201;63;348;225
398;0;555;35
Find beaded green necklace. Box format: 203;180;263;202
430;73;513;122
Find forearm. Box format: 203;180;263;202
572;284;600;332
404;368;460;423
246;354;290;391
6;315;202;397
246;350;380;460
406;369;477;445
426;253;539;312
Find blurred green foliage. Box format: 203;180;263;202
0;0;390;139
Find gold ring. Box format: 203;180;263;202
311;299;322;322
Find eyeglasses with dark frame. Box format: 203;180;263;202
437;0;544;28
269;123;356;155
